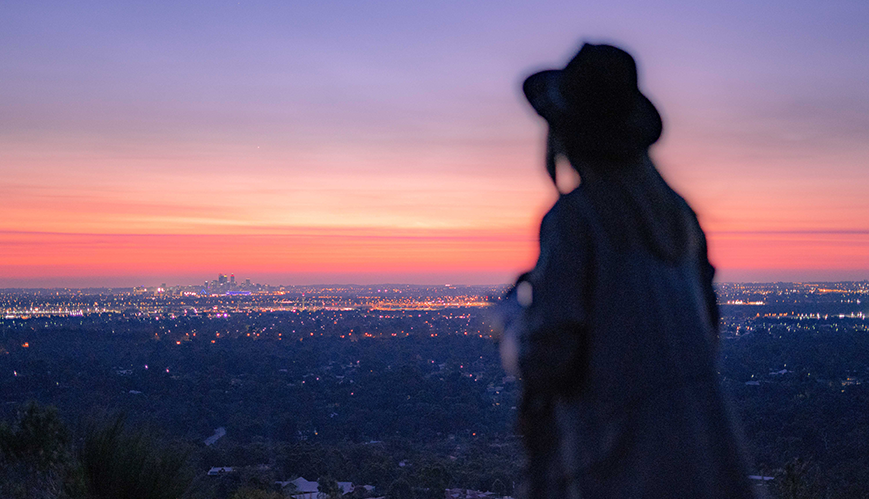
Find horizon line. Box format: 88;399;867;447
3;279;868;292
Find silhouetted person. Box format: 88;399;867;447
497;43;756;498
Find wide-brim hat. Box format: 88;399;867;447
523;43;662;157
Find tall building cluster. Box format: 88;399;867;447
203;274;255;294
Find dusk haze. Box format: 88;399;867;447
2;0;868;287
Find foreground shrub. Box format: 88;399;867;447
80;414;192;499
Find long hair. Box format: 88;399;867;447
551;130;696;264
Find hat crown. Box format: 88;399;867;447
560;44;639;119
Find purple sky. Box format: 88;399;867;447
2;1;868;286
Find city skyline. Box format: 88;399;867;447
3;1;868;287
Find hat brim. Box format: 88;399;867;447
523;70;567;123
523;69;662;151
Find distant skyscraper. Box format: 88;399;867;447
219;274;228;284
230;274;235;286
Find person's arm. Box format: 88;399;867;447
493;273;531;376
518;199;590;395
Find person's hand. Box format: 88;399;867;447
500;324;520;376
496;281;533;376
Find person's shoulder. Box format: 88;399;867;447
553;188;594;224
666;190;709;256
540;188;591;239
551;187;591;215
660;181;703;233
674;193;705;235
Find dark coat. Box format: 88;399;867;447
511;165;756;499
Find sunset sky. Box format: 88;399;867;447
2;0;868;287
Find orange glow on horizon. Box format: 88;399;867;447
4;102;868;286
0;228;538;285
2;226;867;287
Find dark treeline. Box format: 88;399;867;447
721;327;869;498
1;312;520;498
1;312;511;443
2;312;868;497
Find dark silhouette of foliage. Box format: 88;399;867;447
416;463;451;499
79;413;192;499
490;478;507;497
318;475;342;499
771;458;822;499
0;400;70;469
229;487;284;499
0;401;84;499
387;477;414;499
4;307;869;498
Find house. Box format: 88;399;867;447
445;489;511;499
276;477;316;499
748;475;774;489
275;477;370;498
207;466;234;476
